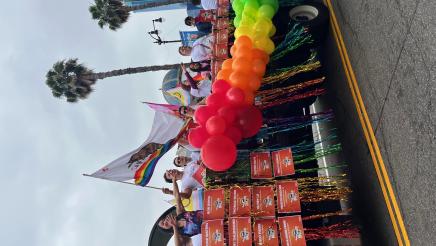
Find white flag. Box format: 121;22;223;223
90;111;185;182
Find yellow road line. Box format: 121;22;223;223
324;0;410;245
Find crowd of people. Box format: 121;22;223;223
156;1;222;245
176;0;224;103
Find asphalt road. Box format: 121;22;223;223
323;0;435;245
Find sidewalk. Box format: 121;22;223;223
324;0;435;245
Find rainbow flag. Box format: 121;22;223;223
134;119;193;186
89;112;190;185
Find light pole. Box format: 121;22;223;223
148;17;182;45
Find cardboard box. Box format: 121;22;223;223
229;186;252;217
250;151;273;179
253;218;279;246
252;186;276;217
204;188;226;220
278;216;306;246
272;148;295;177
202;219;225;246
276;180;301;213
229;217;252;246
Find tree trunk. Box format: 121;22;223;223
126;0;187;12
90;63;182;80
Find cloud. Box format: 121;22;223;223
0;1;188;245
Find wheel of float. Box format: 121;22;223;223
287;2;329;42
275;2;329;44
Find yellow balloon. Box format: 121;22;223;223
264;38;275;54
268;24;276;37
253;18;270;37
235;25;253;39
253;37;269;50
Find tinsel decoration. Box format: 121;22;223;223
256;77;325;103
263;52;321;84
302;208;353;221
270;23;314;62
264;109;334;125
299;186;351;202
294;143;342;165
258;88;326;109
304;220;360;240
297;175;350;189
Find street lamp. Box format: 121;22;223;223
148;17;182;45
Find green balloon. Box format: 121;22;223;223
245;0;260;10
232;1;244;14
242;5;257;20
259;0;278;13
240;15;256;26
234;15;241;27
258;4;275;19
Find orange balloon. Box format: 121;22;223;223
234;46;253;60
230;45;238;57
229;71;250;90
252;48;270;64
232;57;252;73
247;75;261;91
252;59;266;77
221;59;233;70
234;35;253;49
243;90;255;105
216;69;232;81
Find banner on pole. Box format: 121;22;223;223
90;112;190;186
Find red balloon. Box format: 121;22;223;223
212;79;231;94
206;92;225;108
201;135;237;171
235;105;263;138
217;105;237;124
224;126;242;144
206;115;227;135
188;126;209;148
194;106;216;126
226;87;245;105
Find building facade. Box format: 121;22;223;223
123;0;186;12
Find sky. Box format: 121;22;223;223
0;1;191;245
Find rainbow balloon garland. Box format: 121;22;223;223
188;0;280;172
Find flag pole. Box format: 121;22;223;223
82;174;162;190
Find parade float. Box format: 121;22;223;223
147;0;361;245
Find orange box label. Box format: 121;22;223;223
276;180;301;213
254;218;279;246
229;217;252;246
252;186;275;217
272;148;295;177
278;216;306;246
202;219;225;246
250;152;273;179
204;188;225;220
229;187;252;217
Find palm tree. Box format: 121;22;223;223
45;58;181;102
89;0;191;30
